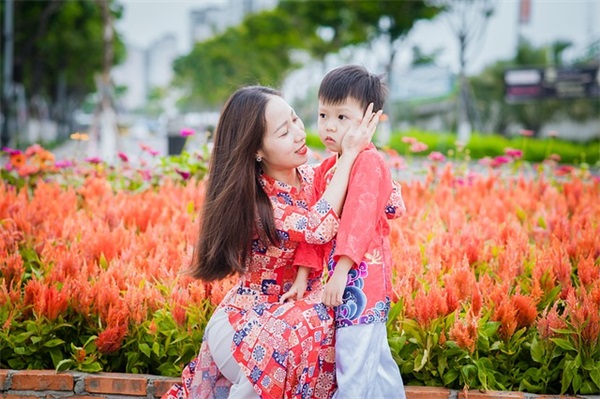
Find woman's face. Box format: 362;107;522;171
257;95;308;176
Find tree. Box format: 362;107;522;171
432;0;495;142
173;9;304;108
1;0;124;144
174;1;440;108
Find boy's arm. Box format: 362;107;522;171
334;151;392;265
385;180;407;219
322;256;353;307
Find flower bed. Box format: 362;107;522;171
0;144;599;395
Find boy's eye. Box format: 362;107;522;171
338;115;347;120
318;113;326;119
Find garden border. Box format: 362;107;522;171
0;370;598;399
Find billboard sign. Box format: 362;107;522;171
504;66;600;103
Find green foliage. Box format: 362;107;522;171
174;9;304;108
6;0;125;103
386;129;600;166
174;1;439;107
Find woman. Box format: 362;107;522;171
163;86;381;399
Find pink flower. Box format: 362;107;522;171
519;129;534;137
478;157;493;167
139;143;159;156
55;160;75;169
180;128;195;137
25;144;43;157
547;130;558;138
2;147;21;156
401;136;418;144
504;147;523;159
427;151;446;162
175;168;191;180
491;156;511;168
85;157;102;164
548;154;561;162
138;169;152;181
117;152;129;163
410;142;428;153
554;165;574;176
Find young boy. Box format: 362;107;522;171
282;65;407;398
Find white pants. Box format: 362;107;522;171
332;323;406;399
205;308;260;399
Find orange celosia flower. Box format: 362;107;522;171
75;348;87;363
511;293;538;330
449;312;478;354
537;304;564;340
493;299;518;341
9;153;26;168
97;325;127;354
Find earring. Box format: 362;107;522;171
256;156;262;163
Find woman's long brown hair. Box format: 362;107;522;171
189;86;281;281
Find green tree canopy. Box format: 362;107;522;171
174;1;440;108
173;9;304;108
5;0;125;109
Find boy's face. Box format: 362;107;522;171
318;97;365;154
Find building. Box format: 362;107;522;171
112;34;178;112
189;0;277;44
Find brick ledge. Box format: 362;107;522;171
1;370;598;398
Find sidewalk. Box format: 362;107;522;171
1;370;598;399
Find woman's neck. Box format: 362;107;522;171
263;167;300;188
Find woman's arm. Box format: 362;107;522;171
385;180;407;219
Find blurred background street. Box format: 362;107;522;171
1;0;599;164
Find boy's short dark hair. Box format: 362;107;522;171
318;65;388;112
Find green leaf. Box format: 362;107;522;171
139;343;151;358
98;253;109;270
14;347;27;355
442;368;459;385
56;359;75;372
590;366;600;389
80;362;103;373
530;336;544;363
186;201;195;215
31;335;43;344
561;360;575;394
572;371;582;393
44;338;65;348
551;338;577;352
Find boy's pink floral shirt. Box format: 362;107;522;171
295;144;406;328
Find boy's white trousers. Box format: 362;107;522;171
332;322;406;399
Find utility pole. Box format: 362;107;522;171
92;0;118;161
1;0;14;148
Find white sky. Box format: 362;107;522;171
116;0;600;75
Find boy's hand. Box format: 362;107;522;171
341;103;382;156
322;272;347;307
